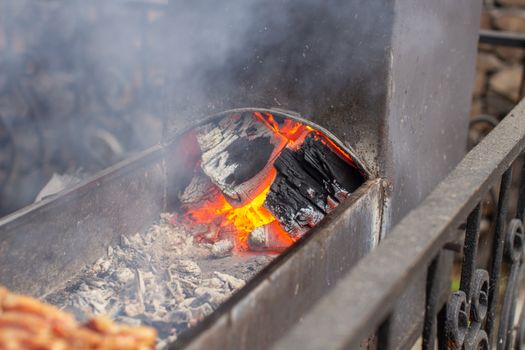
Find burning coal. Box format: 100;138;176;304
173;110;364;253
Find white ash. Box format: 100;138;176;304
247;226;267;250
210;239;234;258
44;213;273;348
294;207;324;229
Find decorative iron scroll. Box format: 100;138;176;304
421;29;525;350
422;162;525;349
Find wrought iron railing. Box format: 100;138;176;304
273;35;525;350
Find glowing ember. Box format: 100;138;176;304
174;111;359;253
255;111;355;164
180;166;294;252
254;111;306;143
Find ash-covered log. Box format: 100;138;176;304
196;112;287;206
178;168;220;209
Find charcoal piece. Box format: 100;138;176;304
273;148;336;212
298;134;363;200
264;175;324;237
264;132;363;238
196;112;287;205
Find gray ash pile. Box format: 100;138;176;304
44;214;273;348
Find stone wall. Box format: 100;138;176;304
472;0;525;118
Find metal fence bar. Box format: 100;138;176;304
479;30;525;48
459;203;482;301
273;99;525;350
487;168;512;344
422;253;441;350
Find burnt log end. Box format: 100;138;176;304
264;132;364;238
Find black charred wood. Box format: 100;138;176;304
273;148;333;213
299;134;363;201
264;174;324;237
264;133;364;238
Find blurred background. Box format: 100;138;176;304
472;0;525;118
0;1;168;215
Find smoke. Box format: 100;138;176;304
0;0;392;216
165;0;393;120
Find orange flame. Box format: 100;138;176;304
178;112;356;252
183;167;293;251
254;111;306;143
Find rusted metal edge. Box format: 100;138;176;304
273;99;525;350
